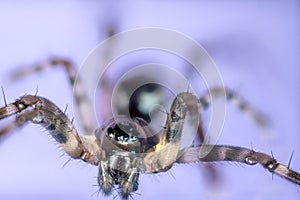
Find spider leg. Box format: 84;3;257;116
0;109;39;139
9;57;95;134
177;145;300;185
199;87;267;126
120;166;140;200
144;92;200;172
0;95;100;165
98;160;114;196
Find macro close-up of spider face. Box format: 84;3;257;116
0;1;300;200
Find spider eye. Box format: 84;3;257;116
115;131;129;142
107;127;114;138
131;136;138;142
106;123;139;145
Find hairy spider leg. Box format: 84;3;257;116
191;87;268;185
0;95;100;165
144;92;200;173
199;87;267;127
177;145;300;185
9;57;95;134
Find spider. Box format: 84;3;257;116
0;58;299;200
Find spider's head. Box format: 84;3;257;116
95;116;159;199
98;116;158;154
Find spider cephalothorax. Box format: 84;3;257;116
96;116;159;197
0;58;299;200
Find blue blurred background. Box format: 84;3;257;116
0;1;299;200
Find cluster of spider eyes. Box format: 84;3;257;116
106;125;139;144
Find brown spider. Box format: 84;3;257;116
0;58;299;200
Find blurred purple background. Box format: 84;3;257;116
0;1;299;200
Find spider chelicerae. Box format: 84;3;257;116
0;58;299;200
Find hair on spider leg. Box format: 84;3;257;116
154;165;177;181
114;186;140;200
90;187;101;198
55;142;68;155
249;142;254;152
288;151;294;168
58;151;67;159
128;190;142;200
270;150;275;160
113;191;120;200
34;85;39;96
71;117;75;125
156;107;169;116
167;168;177;181
91;176;114;198
62;158;72;168
1;86;7;107
147;165;178;185
63;104;69;114
91;180;112;198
